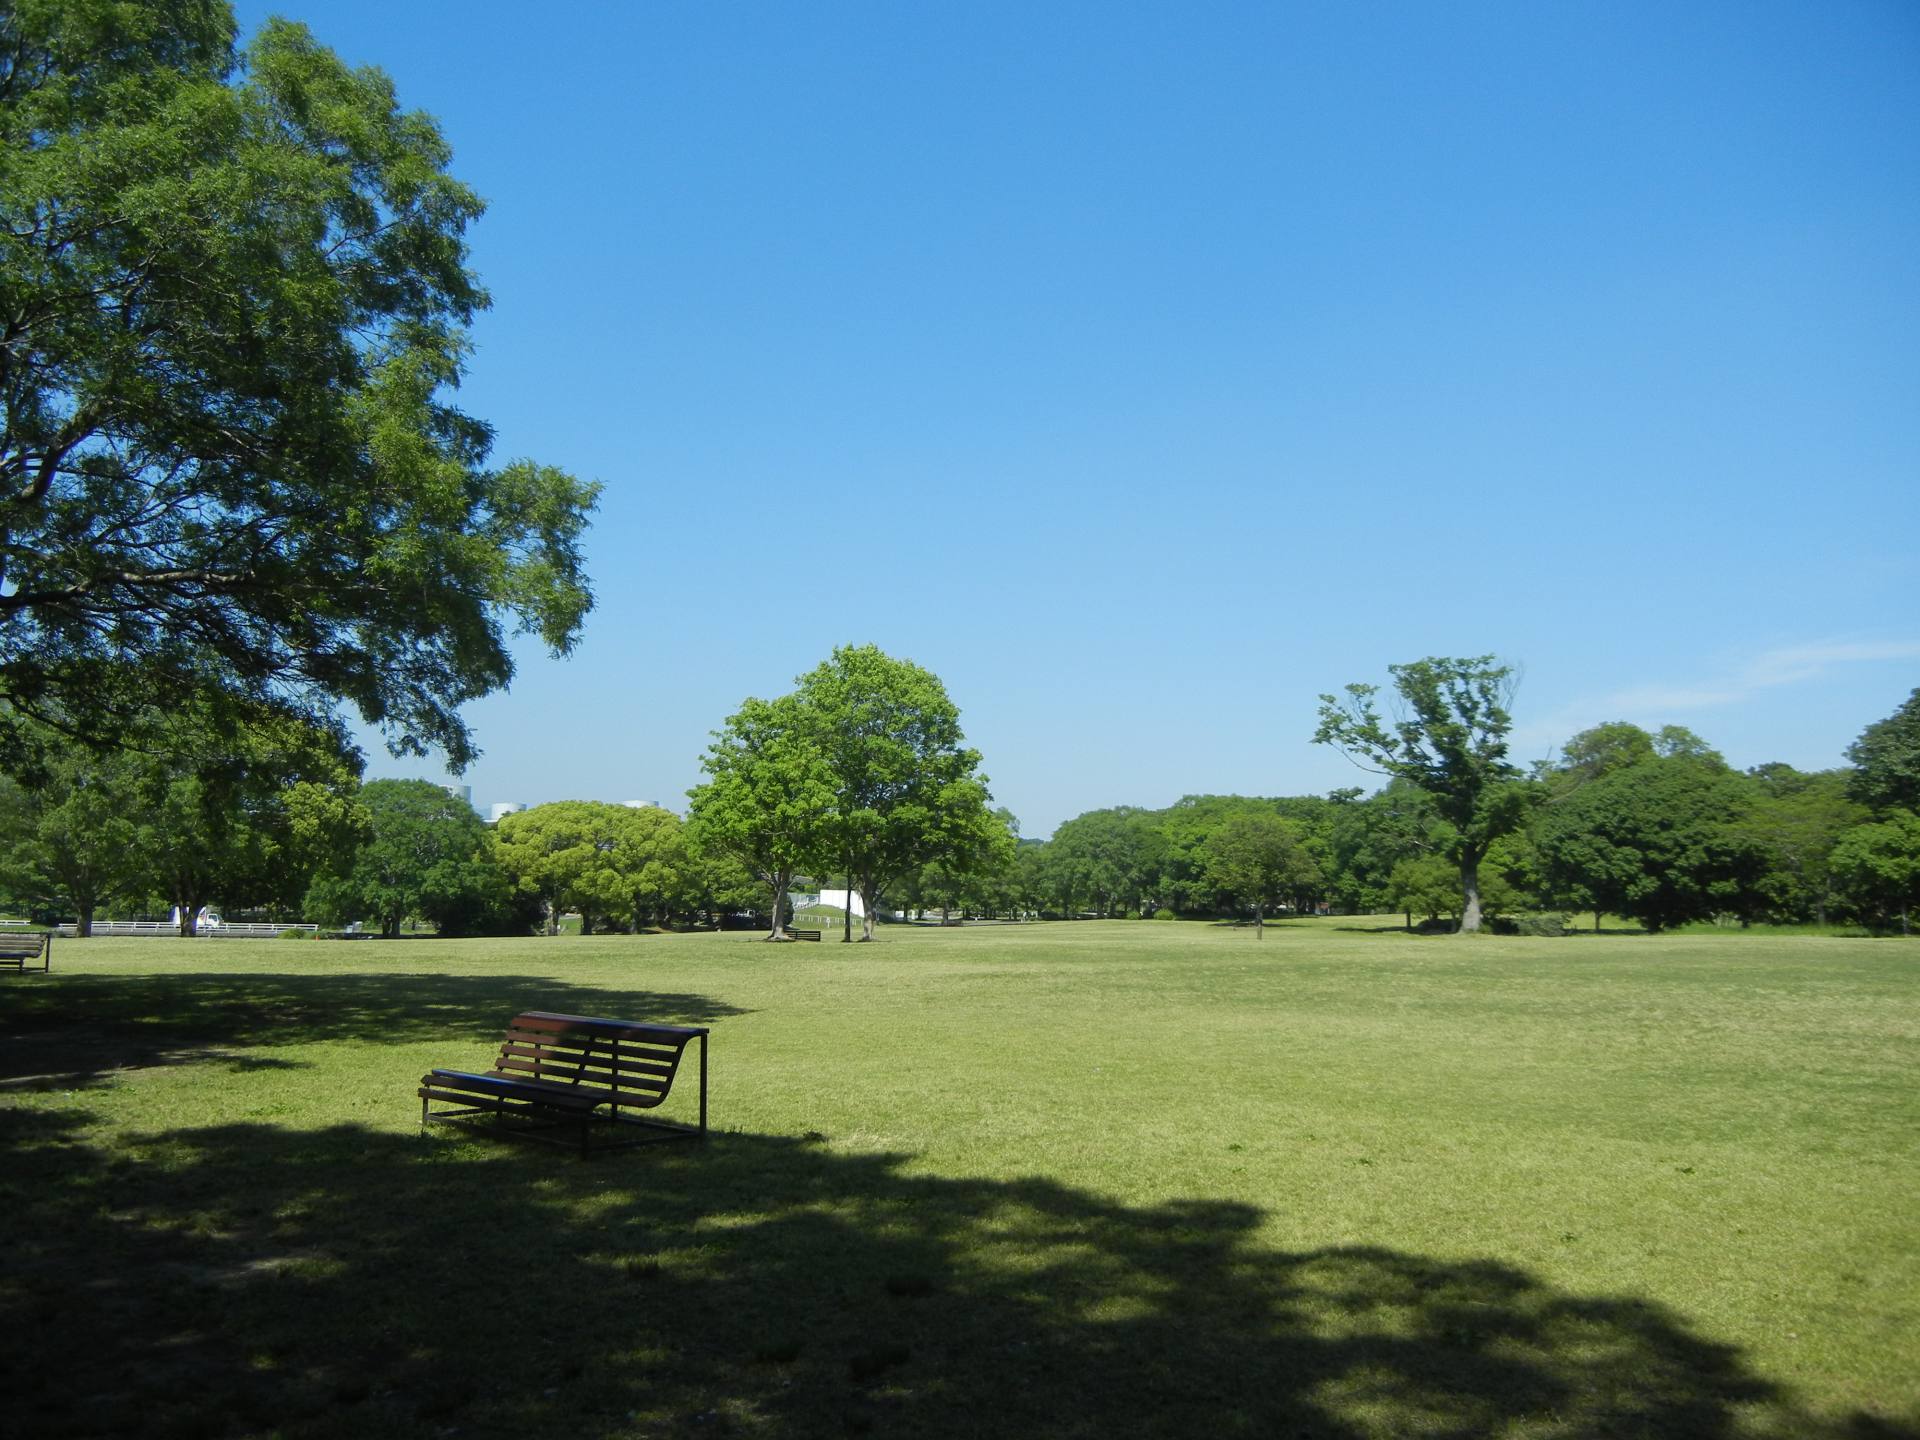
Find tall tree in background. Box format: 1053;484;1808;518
1314;656;1530;932
0;744;141;934
304;779;494;938
686;692;836;940
1847;689;1920;814
1828;811;1920;935
0;0;597;771
1199;812;1318;939
797;645;1001;941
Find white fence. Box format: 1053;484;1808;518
54;920;319;938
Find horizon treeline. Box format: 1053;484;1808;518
2;689;1915;938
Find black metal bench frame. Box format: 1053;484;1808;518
419;1011;708;1155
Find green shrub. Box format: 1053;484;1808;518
277;928;317;940
1154;908;1176;922
1501;912;1569;937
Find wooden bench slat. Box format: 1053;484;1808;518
496;1042;679;1077
492;1058;671;1094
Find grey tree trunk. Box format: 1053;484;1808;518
765;868;793;940
1458;851;1484;933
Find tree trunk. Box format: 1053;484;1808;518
1254;902;1264;939
1458;851;1484;933
545;900;559;936
766;869;793;940
859;878;879;941
77;903;94;938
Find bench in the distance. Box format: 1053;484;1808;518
419;1011;708;1154
0;932;51;973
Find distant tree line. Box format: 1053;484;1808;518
995;680;1920;936
2;660;1913;939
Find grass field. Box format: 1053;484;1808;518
2;921;1914;1438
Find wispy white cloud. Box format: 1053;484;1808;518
1514;639;1920;756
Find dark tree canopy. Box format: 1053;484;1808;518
0;0;597;769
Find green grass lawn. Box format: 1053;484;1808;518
3;921;1914;1438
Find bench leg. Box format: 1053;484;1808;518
698;1032;708;1137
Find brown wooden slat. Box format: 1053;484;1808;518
501;1032;686;1062
492;1057;669;1094
496;1042;679;1079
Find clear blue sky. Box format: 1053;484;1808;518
236;1;1918;837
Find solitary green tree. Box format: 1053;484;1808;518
686;692;837;941
0;1;597;770
1199;813;1318;938
796;645;1001;941
1314;657;1531;932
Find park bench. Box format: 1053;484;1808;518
419;1010;708;1154
784;928;822;941
0;932;51;973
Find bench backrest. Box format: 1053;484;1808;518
493;1011;705;1109
0;933;48;956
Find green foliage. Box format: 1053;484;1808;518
0;740;141;932
1153;907;1176;921
1049;807;1166;917
1553;722;1656;782
303;779;502;938
1384;854;1458;925
1199;812;1318;933
0;0;597;768
492;801;688;935
1846;688;1920;814
1737;768;1865;924
1533;758;1770;932
1314;656;1531;930
793;645;1003;941
686;690;841;938
1827;810;1920;933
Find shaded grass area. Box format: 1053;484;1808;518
2;925;1916;1438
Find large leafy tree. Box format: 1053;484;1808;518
1313;656;1531;932
797;645;1001;942
1199;812;1318;938
0;0;597;770
1847;689;1920;814
119;702;362;933
304;779;498;938
686;692;837;941
1048;806;1167;918
1533;758;1769;932
0;743;141;933
1828;810;1920;936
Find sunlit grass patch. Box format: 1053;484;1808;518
1;921;1913;1437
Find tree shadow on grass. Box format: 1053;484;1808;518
0;971;749;1090
3;1105;1908;1440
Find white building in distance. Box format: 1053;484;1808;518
489;802;524;823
